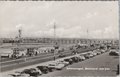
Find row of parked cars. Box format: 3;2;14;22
8;48;108;77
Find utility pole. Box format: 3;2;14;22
15;27;22;46
18;28;22;45
53;22;56;61
87;29;89;39
86;29;89;44
18;29;22;39
54;22;56;42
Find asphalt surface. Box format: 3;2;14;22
40;51;119;77
0;53;49;62
1;53;52;66
1;47;95;62
0;47;95;72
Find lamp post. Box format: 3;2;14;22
53;22;57;61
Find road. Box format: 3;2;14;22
40;51;119;76
1;47;95;62
0;47;95;72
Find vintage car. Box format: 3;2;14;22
89;51;97;56
36;66;49;74
58;53;66;58
77;55;86;61
100;49;106;53
93;50;101;55
57;60;69;66
70;57;79;63
64;58;74;64
47;62;65;70
9;71;30;77
22;68;42;76
109;50;119;56
84;53;91;59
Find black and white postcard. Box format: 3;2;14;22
0;1;119;77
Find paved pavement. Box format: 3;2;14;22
1;51;119;77
1;47;95;72
0;54;80;77
40;51;119;77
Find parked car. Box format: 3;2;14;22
30;68;42;75
88;51;96;56
100;49;106;53
93;51;98;55
84;54;91;59
9;72;30;77
36;66;49;74
47;62;65;70
57;60;69;66
77;55;86;61
109;50;119;56
97;51;101;55
80;52;89;56
64;58;73;64
39;65;54;72
22;68;42;76
8;75;14;77
90;51;97;56
58;53;66;58
70;57;79;63
93;50;101;55
86;52;94;58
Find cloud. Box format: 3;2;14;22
91;30;103;38
15;24;24;30
31;25;83;38
56;26;82;38
104;26;119;38
0;1;118;39
90;25;119;39
45;19;56;27
34;29;54;37
104;26;113;34
86;12;98;19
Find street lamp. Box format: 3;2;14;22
53;22;57;61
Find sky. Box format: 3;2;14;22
0;1;119;39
